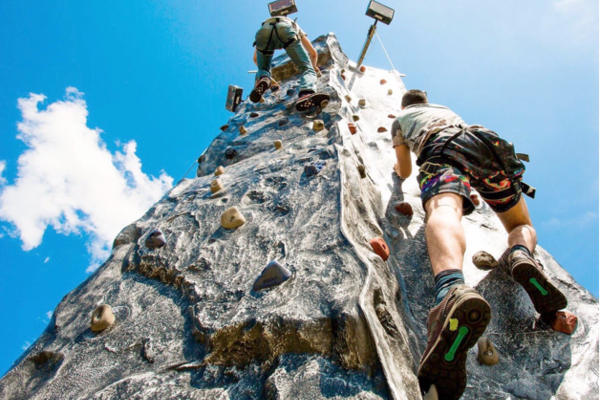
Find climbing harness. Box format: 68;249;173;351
253;17;299;56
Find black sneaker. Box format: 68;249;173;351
249;77;271;103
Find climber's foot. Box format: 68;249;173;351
510;249;567;314
296;92;330;112
418;284;491;400
250;77;271;103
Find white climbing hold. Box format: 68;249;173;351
274;140;283;150
210;179;223;193
91;305;115;332
215;166;225;176
313;120;324;132
221;207;246;229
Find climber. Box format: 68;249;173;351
251;12;330;111
391;90;568;399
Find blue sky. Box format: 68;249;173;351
0;0;597;376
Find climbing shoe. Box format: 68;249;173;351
250;77;271;103
418;284;491;400
509;249;567;314
295;92;330;112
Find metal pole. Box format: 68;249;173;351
357;20;378;68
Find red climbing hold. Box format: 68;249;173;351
370;237;390;261
348;123;357;135
377;127;388;133
359;65;366;73
341;74;346;81
380;79;387;85
394;202;414;216
543;311;578;335
220;124;229;131
388;114;396;119
470;194;481;206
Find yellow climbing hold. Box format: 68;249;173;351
210;179;223;193
352;115;360;122
91;305;115;333
313;120;324;132
239;126;248;135
358;99;366;107
449;318;459;331
388;89;393;95
215;166;225;176
221;207;246;229
345;95;352;102
274;140;283;150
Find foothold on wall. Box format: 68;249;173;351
252;260;292;291
221;207;246;229
210;179;223;193
380;79;387;85
359;65;366;73
274;140;283;150
250;112;259;118
477;337;499;366
394;202;414;216
345;95;352;102
370;237;390;261
91;305;116;332
470;193;481;206
146;229;167;249
197;155;205;164
305;160;326;177
358;99;366;107
286;88;295;96
341;74;346;81
215;166;225;176
239;126;248;135
377;127;388;133
472;251;498;270
388;114;396;119
341;68;346;74
357;165;367;179
220;124;229;131
278;118;289;127
348;123;357;135
352;115;360;122
313;120;325;132
225;148;238;160
542;311;578;335
388;89;393;95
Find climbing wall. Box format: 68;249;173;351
0;33;597;400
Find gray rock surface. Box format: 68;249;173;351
1;33;598;400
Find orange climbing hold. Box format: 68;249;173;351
380;79;387;85
377;127;388;133
543;311;578;335
388;114;396;119
348;123;357;135
359;65;366;73
370;237;390;261
470;193;481;206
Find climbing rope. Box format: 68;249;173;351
375;31;396;72
177;160;198;183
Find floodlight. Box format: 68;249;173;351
268;0;298;17
225;85;243;112
366;1;394;25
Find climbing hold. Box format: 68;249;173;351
388;89;393;95
91;305;115;332
341;69;346;74
394;202;414;216
472;251;498;270
146;229;166;249
260;98;265;103
278;118;289;127
341;74;346;81
239;126;248;135
357;165;367;179
380;79;387;85
348;123;357;135
313;120;325;132
423;385;438;400
197;155;205;164
470;193;481;206
210;179;223;193
370;237;390;261
477;337;499;366
358;99;366;107
250;112;259;118
274;140;283;150
542;311;578;335
359;65;366;73
305;160;326;177
388;114;396;119
352;115;360;122
215;166;225;176
221;207;246;229
219;124;229;131
377;127;388;133
252;260;292;291
345;95;352;102
225;148;238;160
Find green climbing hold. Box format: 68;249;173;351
445;326;469;362
530;278;549;296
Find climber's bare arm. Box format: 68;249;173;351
300;35;319;73
395;145;412;179
253;49;258;66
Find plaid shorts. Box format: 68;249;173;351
417;128;524;215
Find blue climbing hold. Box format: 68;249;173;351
252;261;292;291
145;229;166;249
305;160;326;177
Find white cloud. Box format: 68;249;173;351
0;88;173;271
548;0;598;44
44;257;50;264
46;311;53;320
543;211;598;229
0;161;6;185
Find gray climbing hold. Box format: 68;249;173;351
305;160;326;177
210;179;223;193
357;165;366;179
221;207;246;229
252;260;291;291
225;148;238;159
239;126;248;135
358;99;366;107
274;140;283;150
215;166;225;176
249;112;259;118
477;337;499;365
472;251;498;270
91;305;115;332
313;120;324;132
146;229;166;249
352;115;360;122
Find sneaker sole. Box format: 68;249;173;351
250;80;270;103
296;94;330;111
512;261;567;314
418;293;491;400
